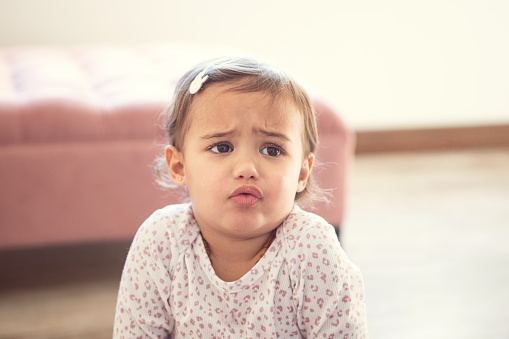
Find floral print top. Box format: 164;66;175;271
114;203;368;338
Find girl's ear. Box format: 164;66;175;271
297;153;315;193
165;146;186;186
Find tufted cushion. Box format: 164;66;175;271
0;44;227;144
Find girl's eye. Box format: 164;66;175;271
260;146;281;157
210;144;233;153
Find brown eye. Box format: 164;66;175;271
261;146;281;157
211;144;233;153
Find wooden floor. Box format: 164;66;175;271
1;149;508;339
344;149;509;339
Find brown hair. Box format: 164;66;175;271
155;56;326;205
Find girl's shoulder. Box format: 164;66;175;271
279;205;336;249
278;205;346;263
133;203;200;255
278;205;362;288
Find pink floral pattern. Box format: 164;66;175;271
114;204;368;338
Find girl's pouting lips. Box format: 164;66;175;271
229;185;262;207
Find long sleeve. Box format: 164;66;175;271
113;212;175;338
290;223;368;338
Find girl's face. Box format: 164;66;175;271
166;83;314;241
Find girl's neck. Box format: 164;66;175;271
201;229;277;282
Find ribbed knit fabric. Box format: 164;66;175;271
114;203;368;338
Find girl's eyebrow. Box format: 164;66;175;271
253;128;291;142
199;130;238;140
199;128;291;142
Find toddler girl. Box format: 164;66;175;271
114;57;368;338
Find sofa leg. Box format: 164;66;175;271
334;225;341;243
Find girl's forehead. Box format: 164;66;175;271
182;87;302;145
188;83;299;123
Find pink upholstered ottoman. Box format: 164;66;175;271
0;45;354;249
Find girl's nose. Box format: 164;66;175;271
233;155;259;180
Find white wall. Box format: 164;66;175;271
1;0;508;130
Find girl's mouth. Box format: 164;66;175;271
229;185;262;207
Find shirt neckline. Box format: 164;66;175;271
195;228;281;292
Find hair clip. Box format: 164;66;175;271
189;70;209;94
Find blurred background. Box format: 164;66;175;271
1;0;509;130
0;0;508;338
